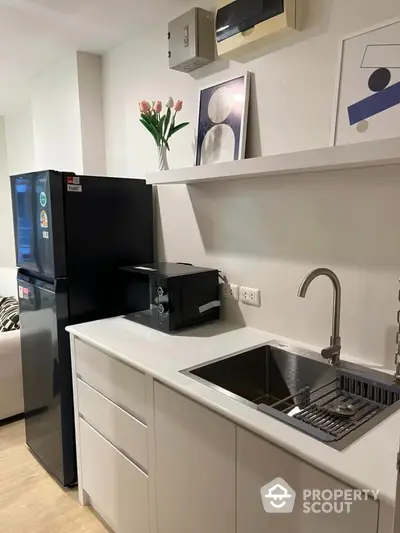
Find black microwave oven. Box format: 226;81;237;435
120;262;220;332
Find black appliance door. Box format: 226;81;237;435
18;273;76;486
11;171;67;279
122;268;171;332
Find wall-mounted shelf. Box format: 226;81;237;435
146;137;400;185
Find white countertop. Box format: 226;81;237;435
67;317;399;506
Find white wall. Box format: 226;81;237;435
0;117;15;266
103;0;400;369
5;52;106;176
4;103;35;175
31;53;83;173
77;53;106;175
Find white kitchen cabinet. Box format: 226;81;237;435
154;382;236;533
236;427;379;533
69;329;390;533
79;418;150;533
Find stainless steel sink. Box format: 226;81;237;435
182;341;400;450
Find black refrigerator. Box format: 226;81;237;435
10;170;154;486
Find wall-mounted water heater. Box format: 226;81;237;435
216;0;297;60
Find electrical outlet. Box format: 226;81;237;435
239;286;261;307
220;283;239;300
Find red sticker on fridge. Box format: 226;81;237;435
40;210;48;228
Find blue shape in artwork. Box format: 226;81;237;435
196;76;245;166
348;79;400;125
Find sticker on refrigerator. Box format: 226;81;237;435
40;191;47;207
18;286;23;299
40;210;48;229
67;176;80;185
42;231;49;239
67;184;82;192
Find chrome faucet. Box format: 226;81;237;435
298;268;342;366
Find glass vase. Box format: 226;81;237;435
158;145;169;171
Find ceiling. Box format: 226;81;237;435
0;0;185;114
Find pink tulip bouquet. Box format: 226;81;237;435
138;97;189;150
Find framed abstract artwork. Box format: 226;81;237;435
332;17;400;146
195;72;251;166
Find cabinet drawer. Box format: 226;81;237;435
78;379;148;471
75;339;146;422
80;419;150;533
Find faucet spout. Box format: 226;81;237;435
298;268;342;365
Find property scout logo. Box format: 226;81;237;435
260;478;379;514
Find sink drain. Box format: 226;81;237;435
327;402;358;418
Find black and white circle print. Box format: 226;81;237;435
196;76;246;166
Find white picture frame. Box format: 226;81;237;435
195;71;251;166
331;17;400;146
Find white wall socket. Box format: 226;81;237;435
239;286;261;307
220;283;239;301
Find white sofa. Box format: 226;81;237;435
0;267;24;420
